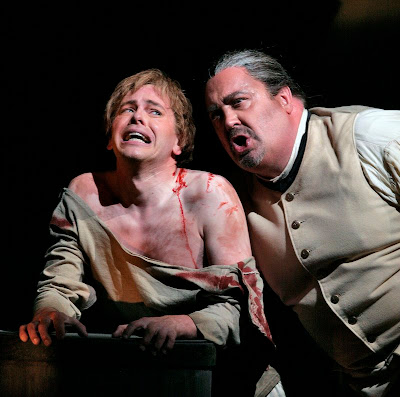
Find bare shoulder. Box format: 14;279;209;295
181;168;230;190
181;169;240;204
68;172;115;211
182;169;251;264
68;173;96;195
68;172;112;203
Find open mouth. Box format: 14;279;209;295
123;131;151;143
229;132;251;153
232;135;249;147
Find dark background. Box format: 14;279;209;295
2;0;399;329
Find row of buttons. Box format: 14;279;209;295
286;192;376;345
330;295;357;323
285;192;311;260
330;294;376;343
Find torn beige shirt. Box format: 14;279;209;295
34;189;273;347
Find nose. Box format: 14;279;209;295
129;108;144;125
223;107;241;130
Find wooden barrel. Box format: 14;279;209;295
0;330;216;397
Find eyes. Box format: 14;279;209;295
231;97;247;106
209;96;249;121
120;106;162;117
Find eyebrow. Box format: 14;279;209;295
120;99;166;110
206;91;248;113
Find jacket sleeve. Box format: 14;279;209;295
355;108;400;207
384;137;400;207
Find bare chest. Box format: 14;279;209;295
94;198;204;269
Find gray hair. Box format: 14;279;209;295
211;49;306;105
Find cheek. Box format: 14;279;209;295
112;116;126;130
215;129;228;147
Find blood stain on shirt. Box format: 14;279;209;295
176;271;243;292
50;215;72;229
238;261;272;339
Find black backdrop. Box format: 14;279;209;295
2;0;399;329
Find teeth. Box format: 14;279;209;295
124;132;150;143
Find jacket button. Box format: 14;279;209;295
301;249;310;259
367;335;376;343
285;193;295;202
330;295;340;304
291;220;301;229
348;316;357;325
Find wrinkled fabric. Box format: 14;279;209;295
34;188;273;347
354;108;400;206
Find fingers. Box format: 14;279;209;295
19;310;88;346
163;333;176;353
113;317;177;355
138;324;173;356
27;321;43;345
112;324;128;338
38;317;53;346
152;328;176;355
121;322;144;339
21;318;52;346
70;318;88;338
51;315;88;341
19;324;29;343
52;314;67;341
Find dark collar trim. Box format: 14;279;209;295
256;111;310;192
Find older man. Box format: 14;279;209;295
205;49;400;396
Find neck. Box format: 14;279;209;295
257;101;305;180
110;159;179;207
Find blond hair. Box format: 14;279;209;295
105;69;195;165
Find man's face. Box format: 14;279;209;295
205;67;293;178
108;84;181;165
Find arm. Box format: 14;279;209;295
19;191;95;345
190;175;271;341
384;137;400;206
111;176;251;352
200;174;252;265
355;109;400;207
112;175;265;353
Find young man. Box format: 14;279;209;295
19;69;278;396
205;49;400;396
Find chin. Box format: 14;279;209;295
238;154;263;170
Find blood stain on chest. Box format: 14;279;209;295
218;201;228;209
206;173;215;193
173;168;197;268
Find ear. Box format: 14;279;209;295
106;136;113;151
172;142;182;156
277;86;294;114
